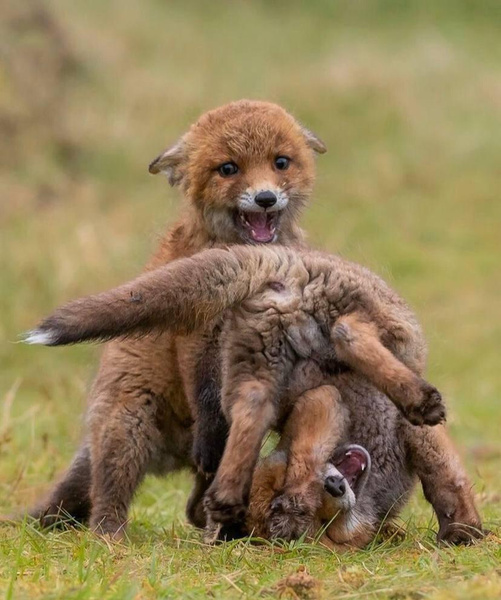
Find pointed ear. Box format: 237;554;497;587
148;137;187;186
301;127;327;154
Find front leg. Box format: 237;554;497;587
203;379;278;533
269;385;349;540
404;422;484;544
186;472;212;529
190;333;229;477
187;369;227;528
192;408;228;477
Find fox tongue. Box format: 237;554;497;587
335;450;366;487
246;212;273;242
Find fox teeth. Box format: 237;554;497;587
361;464;366;471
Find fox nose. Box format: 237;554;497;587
325;475;347;498
254;191;277;209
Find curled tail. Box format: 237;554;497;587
24;246;286;346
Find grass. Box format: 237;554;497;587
1;0;500;598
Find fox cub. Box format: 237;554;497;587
25;100;327;539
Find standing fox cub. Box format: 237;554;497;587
26;100;324;537
27;246;482;544
25;100;480;544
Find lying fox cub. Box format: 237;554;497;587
26;245;450;543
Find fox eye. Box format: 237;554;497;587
217;162;239;177
274;156;290;171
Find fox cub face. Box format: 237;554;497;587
149;100;326;244
247;444;371;541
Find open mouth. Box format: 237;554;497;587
333;446;369;489
236;210;280;243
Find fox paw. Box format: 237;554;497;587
438;521;486;545
90;516;127;542
403;384;446;426
36;506;77;529
203;489;246;526
203;519;247;544
267;493;315;541
437;505;485;546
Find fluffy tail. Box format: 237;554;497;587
24;246;286;346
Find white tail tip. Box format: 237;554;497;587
23;329;56;346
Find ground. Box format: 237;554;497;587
1;1;500;598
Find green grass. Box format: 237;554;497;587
1;1;500;598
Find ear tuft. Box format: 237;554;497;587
148;138;186;186
301;127;327;154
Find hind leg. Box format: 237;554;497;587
404;423;483;544
332;313;446;426
88;392;165;540
30;443;92;527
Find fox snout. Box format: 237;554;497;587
237;185;289;214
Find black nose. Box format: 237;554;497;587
254;191;277;209
325;476;346;498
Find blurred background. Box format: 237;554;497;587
1;0;500;530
